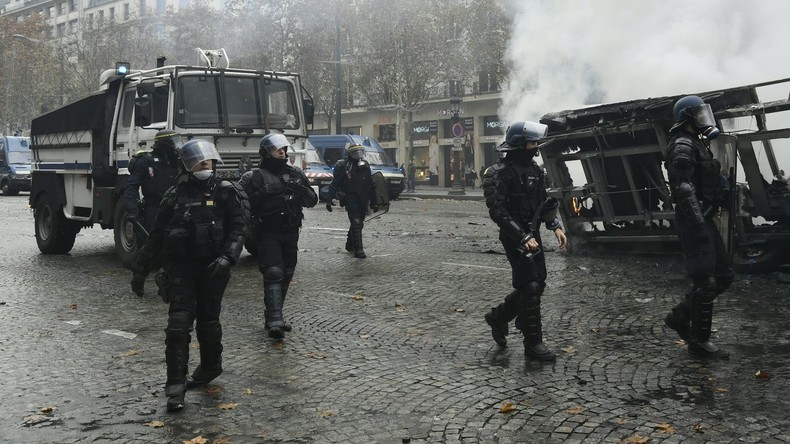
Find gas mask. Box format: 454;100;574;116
689;103;720;140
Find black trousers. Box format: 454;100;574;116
256;228;300;280
167;260;230;323
676;217;734;289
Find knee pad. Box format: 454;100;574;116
263;266;284;283
351;218;363;229
694;276;718;302
167;310;195;332
520;282;543;305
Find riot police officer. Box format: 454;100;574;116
323;144;377;258
130;139;249;412
238;133;317;340
664;95;733;359
126;129;182;296
482;121;568;362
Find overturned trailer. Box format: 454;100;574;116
539;77;790;272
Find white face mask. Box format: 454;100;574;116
192;170;213;181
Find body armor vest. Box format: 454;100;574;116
132;151;179;203
164;187;224;260
670;135;724;204
249;167;304;229
336;159;373;200
504;162;543;225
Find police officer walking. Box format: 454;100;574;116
130;140;249;412
238;134;317;340
126;129;182;296
324;144;377;258
482;121;567;362
664;95;733;359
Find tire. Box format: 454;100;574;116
114;202;140;269
733;243;785;274
1;179;19;196
34;193;79;254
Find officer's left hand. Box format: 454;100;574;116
371;205;379;213
554;227;568;249
206;256;232;278
130;273;145;297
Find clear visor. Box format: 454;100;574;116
263;133;291;154
181;140;223;172
689;103;716;128
524;121;549;141
170;134;185;150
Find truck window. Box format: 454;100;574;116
225;77;262;128
5;138;31;164
263;79;298;129
121;90;135;128
151;85;169;124
176;76;222;127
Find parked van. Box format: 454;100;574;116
299;139;334;199
308;134;405;199
0;135;32;196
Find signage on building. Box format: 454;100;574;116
441;117;474;138
411;120;438;140
483;116;508;136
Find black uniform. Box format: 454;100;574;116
483;149;561;361
325;155;377;258
124;149;179;242
132;176;249;410
664;129;734;356
238;158;317;339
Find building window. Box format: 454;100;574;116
48;6;55;17
70;0;78;12
123;3;130;19
97;10;104;24
378;124;396;142
56;22;66;37
156;0;165;14
108;7;114;21
139;0;146;16
69;19;78;33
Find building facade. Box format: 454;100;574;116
311;92;508;188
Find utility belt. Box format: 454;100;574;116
254;195;302;229
164;221;224;259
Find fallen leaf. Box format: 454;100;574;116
590;327;600;333
120;349;142;357
655;423;675;434
203;386;223;395
272;342;285;349
213;438;231;444
561;346;577;354
306;352;329;359
217;403;237;410
454;307;465;313
620;434;650;443
498;402;517;413
191;343;201;350
144;420;165;428
241;388;255;395
406;330;422;337
359;334;370;339
183;436;208;444
692;422;704;433
564;406;583;414
613;418;629;425
351;294;364;301
755;370;773;380
39;406;55;414
319;410;335;418
395;302;403;308
713;387;728;393
69;304;78;310
674;339;686;347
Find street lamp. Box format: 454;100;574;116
447;86;465;196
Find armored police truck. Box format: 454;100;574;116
29;48;314;267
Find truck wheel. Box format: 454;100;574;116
114;203;139;269
1;180;19;196
34;193;79;254
733;243;785;274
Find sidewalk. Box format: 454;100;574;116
397;185;484;201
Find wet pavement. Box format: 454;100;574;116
1;192;789;443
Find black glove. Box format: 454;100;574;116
371;205;379;213
206;256;232;278
130;273;145;297
326;200;335;212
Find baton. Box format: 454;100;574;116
134;220;149;237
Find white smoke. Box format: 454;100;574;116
500;0;790;122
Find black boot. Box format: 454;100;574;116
484;290;520;347
352;219;366;258
264;284;285;339
665;289;692;341
280;278;293;333
521;291;555;362
164;328;190;412
688;288;729;359
345;229;354;253
187;320;223;389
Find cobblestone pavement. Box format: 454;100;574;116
1;193;789;444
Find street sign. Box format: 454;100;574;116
452;139;462;151
452;122;464;138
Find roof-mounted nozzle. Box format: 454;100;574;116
195;48;229;69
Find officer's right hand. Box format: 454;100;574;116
130;273;145;297
326;200;335;212
525;237;540;251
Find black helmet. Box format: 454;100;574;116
179;139;222;173
497;121;548;151
671;95;720;139
346;143;365;160
259;133;291;158
153;129;183;152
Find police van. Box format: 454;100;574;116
0;135;32;196
308;134;405;199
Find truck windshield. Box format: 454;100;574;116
176;75;299;130
6;138;31;164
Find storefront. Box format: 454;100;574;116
410;120;438;185
440;117;475;186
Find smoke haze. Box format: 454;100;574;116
500;0;790;122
